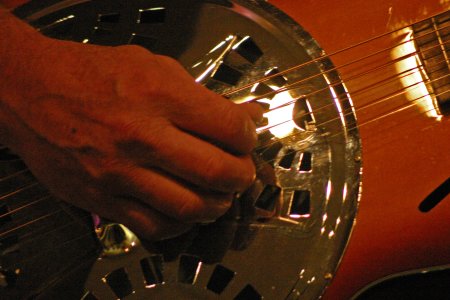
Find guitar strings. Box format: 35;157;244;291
0;66;447;238
254;82;448;168
0;12;448;262
221;18;449;98
0;194;49;219
254;53;447;139
248;39;446;112
0;56;441;237
0;82;446;240
253;62;448;160
10;225;100;277
224;31;447;124
0;93;447;271
246;52;444;134
255;51;448;137
0;87;445;245
219;22;448;156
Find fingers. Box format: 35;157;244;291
152;56;263;155
118;125;255;193
106;196;193;240
111;167;234;224
167;87;259;155
94;166;235;240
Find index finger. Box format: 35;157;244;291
170;85;258;155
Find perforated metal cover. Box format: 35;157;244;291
15;0;362;298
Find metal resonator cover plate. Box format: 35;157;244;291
15;0;362;299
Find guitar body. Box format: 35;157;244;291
269;0;450;298
1;0;449;299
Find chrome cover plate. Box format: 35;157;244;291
16;0;362;298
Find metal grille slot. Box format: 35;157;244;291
128;33;157;49
91;27;117;46
254;185;281;211
279;148;297;169
206;264;236;294
140;255;164;287
97;13;120;23
233;37;263;63
102;268;134;298
290;190;311;218
138;7;166;24
212;64;243;86
299;152;312;172
177;254;202;284
234;284;262;300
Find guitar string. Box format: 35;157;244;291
234;20;449;155
0;167;32;183
221;18;449;98
0;181;41;201
254;63;439;136
17;209;87;244
0;194;49;219
219;23;448;154
0;210;59;238
0;13;448;263
317;89;448;143
9;223;100;274
0;198;102;271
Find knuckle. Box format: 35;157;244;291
202;154;255;192
221;106;257;153
118;44;150;58
155;54;183;70
173;195;202;223
221;106;244;138
202;154;229;190
116;119;167;151
239;161;256;190
116;119;147;140
95;161;126;187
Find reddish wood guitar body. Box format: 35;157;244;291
270;0;450;298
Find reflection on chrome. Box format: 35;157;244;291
192;35;238;83
392;28;442;120
257;88;297;138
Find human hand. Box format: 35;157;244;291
0;32;262;240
